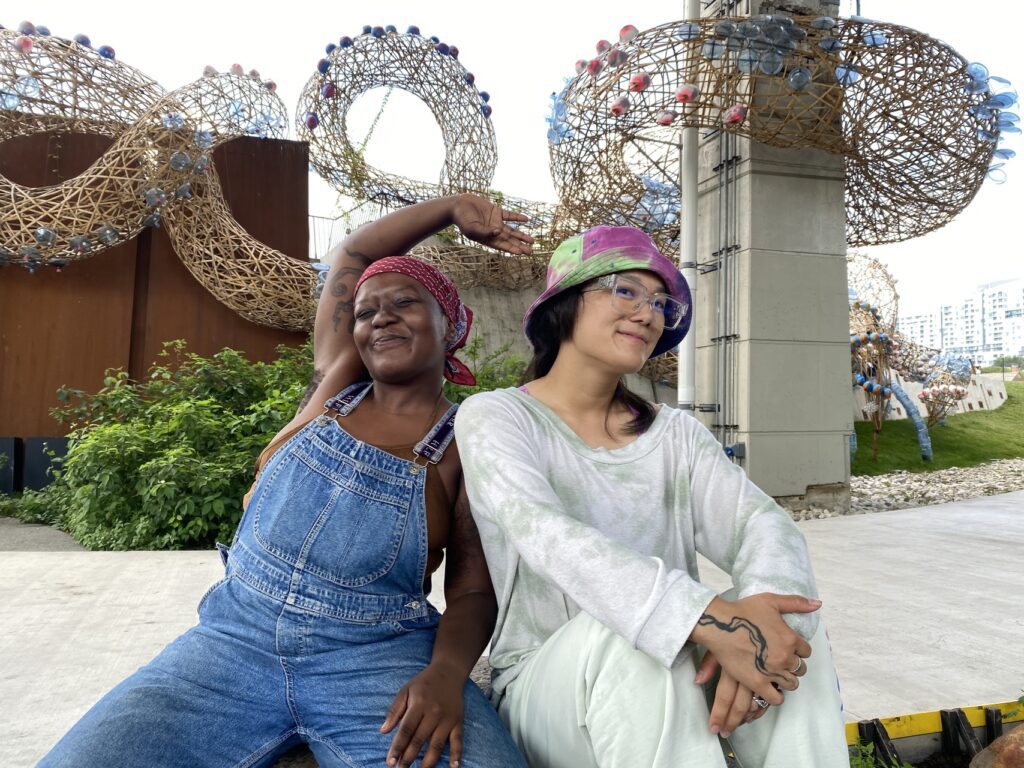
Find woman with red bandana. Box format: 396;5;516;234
39;195;532;768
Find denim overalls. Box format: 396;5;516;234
40;382;526;768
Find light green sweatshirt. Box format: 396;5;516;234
454;388;819;701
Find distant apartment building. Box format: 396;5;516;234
897;278;1024;366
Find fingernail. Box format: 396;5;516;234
809;598;822;607
710;724;720;735
721;730;732;739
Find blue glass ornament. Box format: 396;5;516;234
966;62;989;80
143;212;162;228
98;45;115;59
786;67;811;91
701;40;726;60
385;25;397;33
810;17;836;30
737;49;758;74
162;112;185;130
993;148;1016;159
0;90;19;110
15;76;41;97
819;38;843;53
480;104;492;118
738;20;761;38
144;188;167;207
479;91;490;103
317;58;330;74
436;42;450;55
429;35;440;44
36;25;51;36
714;20;736;37
17;21;37;35
362;25;372;34
675;22;701;40
175;183;193;200
773;37;796;56
966;79;989;95
862;30;887;46
193;154;211;173
194;129;213;149
169;151;190;171
69;235;92;254
325;43;337;54
835;64;859;86
73;33;91;47
759;51;784;75
449;46;459;59
340;36;353;47
464;72;475;85
34;227;57;246
371;26;385;37
407;25;421;35
96;225;119;245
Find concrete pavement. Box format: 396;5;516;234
2;491;1022;766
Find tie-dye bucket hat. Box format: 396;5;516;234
523;226;692;357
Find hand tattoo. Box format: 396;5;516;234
697;614;785;681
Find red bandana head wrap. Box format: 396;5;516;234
353;256;476;386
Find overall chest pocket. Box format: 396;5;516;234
252;431;414;587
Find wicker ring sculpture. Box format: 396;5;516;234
550;16;1017;253
0;25;316;330
296;25;497;208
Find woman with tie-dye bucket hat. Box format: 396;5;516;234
455;226;848;768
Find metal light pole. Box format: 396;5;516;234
677;0;701;410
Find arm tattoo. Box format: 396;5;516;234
329;266;362;332
697;613;785;680
447;488;490;585
296;368;325;413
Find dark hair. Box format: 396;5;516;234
523;286;656;436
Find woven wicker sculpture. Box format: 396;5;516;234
4;17;1018;339
549;16;1016;253
296;26;497;209
0;25;316;330
844;252;971;465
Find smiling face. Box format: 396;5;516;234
352;273;451;384
569;270;666;374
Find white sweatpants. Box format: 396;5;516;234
498;609;850;768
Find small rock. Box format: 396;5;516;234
970;724;1024;767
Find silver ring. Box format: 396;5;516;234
791;659;805;674
752;694;770;710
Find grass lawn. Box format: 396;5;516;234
852;380;1024;476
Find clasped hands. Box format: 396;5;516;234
691;593;820;740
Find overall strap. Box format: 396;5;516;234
413;403;459;465
323;380;373;416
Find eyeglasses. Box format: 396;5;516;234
581;274;688;330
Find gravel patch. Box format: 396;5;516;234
785;458;1024;521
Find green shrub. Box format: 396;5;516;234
0;335;525;550
0;340;312;550
443;336;528;404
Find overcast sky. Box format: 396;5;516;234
11;0;1022;316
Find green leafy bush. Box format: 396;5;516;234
443;336;528;404
0;340;312;550
0;335;525;550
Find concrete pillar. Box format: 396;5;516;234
694;0;851;512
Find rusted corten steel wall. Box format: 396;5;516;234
0;134;309;438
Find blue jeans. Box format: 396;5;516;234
39;383;526;768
